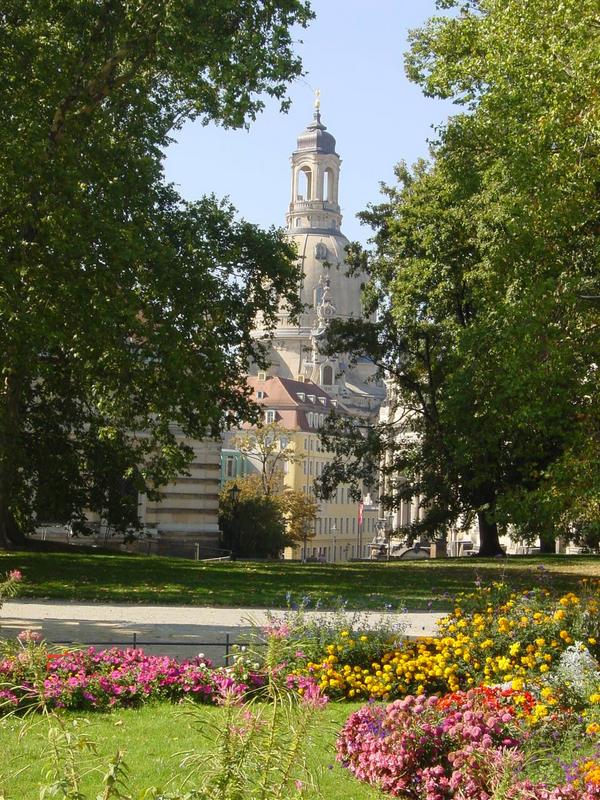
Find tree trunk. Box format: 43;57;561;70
0;369;26;550
477;510;504;556
539;534;556;554
0;507;26;549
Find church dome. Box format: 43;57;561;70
295;112;337;155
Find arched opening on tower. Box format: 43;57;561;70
321;364;334;386
324;168;334;202
296;167;312;201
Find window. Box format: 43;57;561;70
258;372;266;381
226;456;235;478
303;460;307;475
307;394;316;404
297;166;312;200
307;412;314;427
265;410;276;424
322;365;334;385
318;397;326;406
324;167;334;202
297;392;305;402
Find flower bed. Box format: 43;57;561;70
327;580;600;798
301;582;600;702
0;640;266;711
337;688;600;799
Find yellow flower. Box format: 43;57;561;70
586;722;600;736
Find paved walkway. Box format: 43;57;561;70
1;600;444;664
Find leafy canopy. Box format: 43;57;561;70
320;0;600;554
0;0;313;546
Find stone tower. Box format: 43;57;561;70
252;101;384;416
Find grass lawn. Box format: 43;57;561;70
1;548;598;610
0;702;380;800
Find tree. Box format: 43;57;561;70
233;422;303;496
232;423;318;547
219;477;291;559
320;0;599;555
0;0;313;548
278;489;318;548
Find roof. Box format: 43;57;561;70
245;375;350;432
294;112;337;156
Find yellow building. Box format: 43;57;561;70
240;375;378;561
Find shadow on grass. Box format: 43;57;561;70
0;550;598;610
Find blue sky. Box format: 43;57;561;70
164;1;453;245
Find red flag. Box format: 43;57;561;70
358;500;364;527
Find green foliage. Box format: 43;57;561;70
0;0;314;547
220;477;292;559
153;640;326;800
321;0;600;554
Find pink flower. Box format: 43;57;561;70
262;621;291;640
8;570;22;582
17;629;41;643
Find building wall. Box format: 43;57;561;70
141;433;222;551
282;429;378;561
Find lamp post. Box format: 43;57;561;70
331;523;337;563
228;483;240;560
302;520;308;563
376;517;385;553
385;515;395;561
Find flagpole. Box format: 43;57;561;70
357;499;364;559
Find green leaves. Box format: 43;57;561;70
0;1;312;544
322;0;599;553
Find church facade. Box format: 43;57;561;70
249;105;385;417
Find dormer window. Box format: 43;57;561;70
297;392;305;402
256;390;266;400
307;394;316;403
318;397;326;406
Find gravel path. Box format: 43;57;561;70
1;599;444;664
